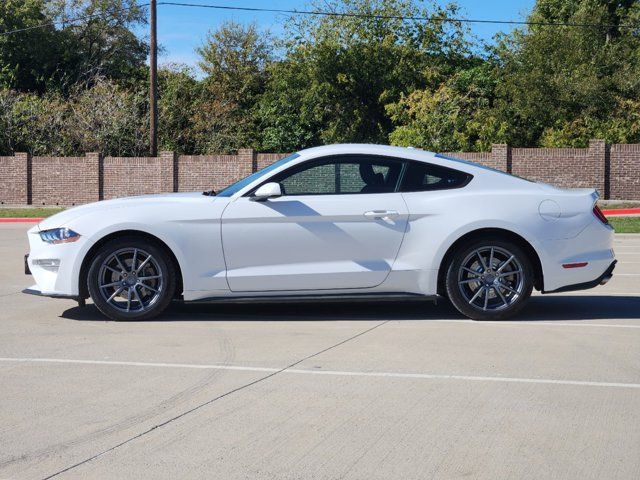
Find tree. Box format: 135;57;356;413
0;0;148;93
0;0;64;92
194;21;272;153
157;65;201;154
387;62;509;151
257;0;471;151
493;0;640;146
48;0;148;90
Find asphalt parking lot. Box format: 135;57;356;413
1;223;639;480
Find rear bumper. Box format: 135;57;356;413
543;260;616;294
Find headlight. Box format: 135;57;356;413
39;228;81;244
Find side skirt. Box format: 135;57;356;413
185;292;440;305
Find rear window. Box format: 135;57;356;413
400;161;472;192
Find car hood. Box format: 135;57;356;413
37;192;215;231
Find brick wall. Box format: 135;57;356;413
0;153;29;204
31;154;100;205
610;144;640;201
1;141;639;205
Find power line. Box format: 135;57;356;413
157;2;639;30
0;3;149;37
0;1;637;37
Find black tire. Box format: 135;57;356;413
445;236;534;320
87;236;176;321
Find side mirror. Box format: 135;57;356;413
251;182;282;201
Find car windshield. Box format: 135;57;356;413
216;153;301;197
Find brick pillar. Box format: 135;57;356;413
238;148;257;174
159;151;177;192
85;152;102;202
588;139;609;199
491;144;511;173
0;152;31;204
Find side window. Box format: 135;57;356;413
400;162;471;192
280;163;336;195
272;157;403;195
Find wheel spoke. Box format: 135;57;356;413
499;269;522;278
107;287;123;303
126;288;131;312
136;255;152;273
140;282;159;293
497;255;515;273
104;265;122;276
483;287;489;310
461;266;481;277
138;275;162;281
100;281;122;289
133;285;143;308
488;247;494;269
497;282;519;295
494;286;509;306
476;251;488;271
132;248;138;272
114;254;127;273
468;287;484;305
459;278;480;285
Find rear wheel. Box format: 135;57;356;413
445;237;534;320
87;236;176;321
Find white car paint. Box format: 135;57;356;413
26;144;615;303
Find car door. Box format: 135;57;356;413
220;155;409;292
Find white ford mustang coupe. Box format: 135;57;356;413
24;144;616;321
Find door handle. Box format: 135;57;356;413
363;210;399;219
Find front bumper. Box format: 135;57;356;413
22;286;79;301
543;260;616;294
25;225;87;297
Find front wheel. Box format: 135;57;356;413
87;236;176;321
445;237;534;320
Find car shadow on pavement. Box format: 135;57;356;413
60;295;640;323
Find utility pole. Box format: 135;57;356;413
149;0;158;156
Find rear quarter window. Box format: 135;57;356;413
400;161;472;192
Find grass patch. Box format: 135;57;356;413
0;207;65;218
609;216;640;233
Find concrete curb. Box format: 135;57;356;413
0;218;43;223
601;208;640;217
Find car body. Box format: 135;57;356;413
24;144;616;320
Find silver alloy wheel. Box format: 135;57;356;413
457;246;525;311
97;248;164;313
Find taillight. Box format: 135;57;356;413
593;205;609;225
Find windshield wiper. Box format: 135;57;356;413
202;189;216;196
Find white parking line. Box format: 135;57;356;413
433;320;640;329
0;357;639;390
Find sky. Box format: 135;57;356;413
142;0;536;72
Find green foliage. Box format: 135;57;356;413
0;0;147;93
0;0;63;92
194;21;272;153
0;78;148;156
157;65;201;154
387;63;509;151
257;0;471;151
1;0;640;156
492;0;640;147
